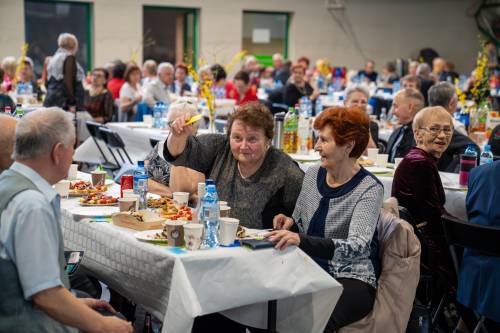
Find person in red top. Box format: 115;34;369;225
107;61;126;100
226;71;258;106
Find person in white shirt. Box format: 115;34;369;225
143;62;174;108
0;108;132;333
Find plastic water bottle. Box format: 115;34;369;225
16;82;25;95
480;144;494;165
327;84;334;97
317;75;324;92
133;161;148;210
459;144;477;186
201;184;220;248
161;101;169;128
274;80;283;90
392;80;400;93
153;102;164;129
315;97;323;115
25;82;33;96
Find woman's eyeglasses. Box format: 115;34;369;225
419;126;453;136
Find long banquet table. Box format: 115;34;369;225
61;173;342;333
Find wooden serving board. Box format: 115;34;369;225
111;212;165;231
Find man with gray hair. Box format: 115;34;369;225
0;108;132;332
0;114;17;174
428;82;467;136
143;62;174;108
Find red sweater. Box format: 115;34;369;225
226;85;258;106
107;78;125;100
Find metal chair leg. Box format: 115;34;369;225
472;316;487;333
267;300;277;333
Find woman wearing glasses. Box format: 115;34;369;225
392;105;453;229
391;106;453;283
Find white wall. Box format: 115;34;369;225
0;0;480;74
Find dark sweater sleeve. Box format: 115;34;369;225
103;91;114;122
299;234;335;259
163;134;225;176
63;56;77;106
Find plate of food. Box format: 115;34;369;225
69;180;108;196
358;157;375;166
236;226;270;240
147;196;174;209
158;205;193;221
134;229;167;243
79;193;118;206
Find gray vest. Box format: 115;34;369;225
0;169;76;333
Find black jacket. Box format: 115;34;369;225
385;123;415;163
437;130;479;173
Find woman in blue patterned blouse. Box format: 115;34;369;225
267;106;383;332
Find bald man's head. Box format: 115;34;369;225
0;114;17;173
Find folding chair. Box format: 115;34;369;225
441;214;500;333
85;121;119;171
98;127;133;167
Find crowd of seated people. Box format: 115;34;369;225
3;30;500;332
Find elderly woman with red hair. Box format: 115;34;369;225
268;106;384;332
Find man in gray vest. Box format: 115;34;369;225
0;108;132;332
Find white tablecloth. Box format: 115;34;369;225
61;174;342;333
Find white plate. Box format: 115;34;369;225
443;182;468;191
364;166;393;174
71;206;118;219
288;153;321;162
135;229;167;243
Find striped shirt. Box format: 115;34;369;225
294;164;383;288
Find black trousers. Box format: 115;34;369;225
324;278;376;333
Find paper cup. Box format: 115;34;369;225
122;192;139;211
376;154;389;167
68;164;78;180
367;148;378;163
164;220;186;247
219;217;239;246
220;206;231;218
173;192;189;208
143;115;153;127
54;180;70;198
394;157;403;170
219;201;228;207
91;170;107;187
119;197;137;212
183;223;204;250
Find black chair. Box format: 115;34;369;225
399;206;448;331
149;138;160;149
98;127;133;167
85;121;119;170
441;214;500;333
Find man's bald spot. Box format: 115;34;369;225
0;114;18;172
